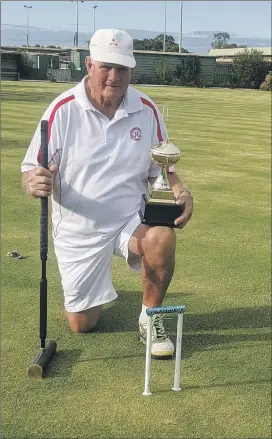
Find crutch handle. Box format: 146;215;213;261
146;305;186;316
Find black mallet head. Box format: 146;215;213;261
27;340;57;378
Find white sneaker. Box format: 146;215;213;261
139;313;174;359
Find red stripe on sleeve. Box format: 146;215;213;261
141;97;163;142
37;95;75;165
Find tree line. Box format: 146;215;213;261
133;32;247;52
27;32;247;52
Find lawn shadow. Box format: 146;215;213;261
43;348;82;378
44;293;270;375
98;290;271;360
96;290;191;333
156;378;271;395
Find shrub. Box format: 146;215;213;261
173;56;201;86
136;75;154;85
68;62;76;70
171;77;184;86
213;79;234;89
260;71;272;91
17;50;34;77
155;60;172;85
130;77;139;85
199;80;214;88
231;48;272;89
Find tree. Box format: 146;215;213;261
211;32;231;49
155;34;175;45
260;71;272;91
133;34;188;53
156;60;171;84
154;34;180;52
211;32;248;50
226;43;247;49
231;48;272;89
17;51;34;77
173;56;201;86
133;37;161;51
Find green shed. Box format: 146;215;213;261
71;48;88;70
132;51;216;84
70;48;216;84
28;53;60;69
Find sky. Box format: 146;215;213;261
1;1;271;39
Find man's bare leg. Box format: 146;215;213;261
128;224;176;306
66;305;102;333
128;224;176;357
65;225;175;334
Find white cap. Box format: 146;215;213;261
89;28;136;68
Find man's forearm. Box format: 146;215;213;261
167;172;190;198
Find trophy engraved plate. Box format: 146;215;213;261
139;140;184;227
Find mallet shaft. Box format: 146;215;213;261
40;120;49;350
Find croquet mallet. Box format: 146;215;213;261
27;119;57;378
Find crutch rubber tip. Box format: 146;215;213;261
142;391;152;396
27;340;57;378
172;387;181;391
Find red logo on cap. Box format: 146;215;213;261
130;127;142;141
109;38;118;47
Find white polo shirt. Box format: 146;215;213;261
22;77;168;262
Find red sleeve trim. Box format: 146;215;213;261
140;97;163;142
37;94;75;165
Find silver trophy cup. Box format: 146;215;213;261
140;140;183;227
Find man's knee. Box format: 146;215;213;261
69;320;97;333
65;305;102;333
146;226;176;254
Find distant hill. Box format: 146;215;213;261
2;24;271;54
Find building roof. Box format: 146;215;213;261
208;47;272;57
71;47;212;57
1;45;70;54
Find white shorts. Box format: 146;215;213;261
57;213;142;312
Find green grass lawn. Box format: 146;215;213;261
1;80;271;439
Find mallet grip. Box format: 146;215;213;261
40;120;49;263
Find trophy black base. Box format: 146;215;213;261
139;195;183;228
